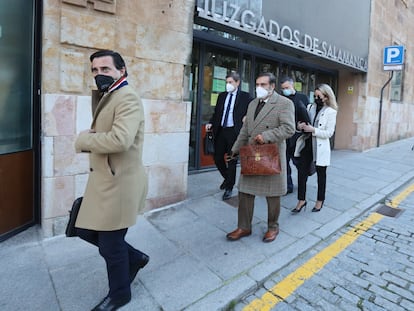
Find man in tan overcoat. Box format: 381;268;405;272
227;72;295;243
74;50;148;311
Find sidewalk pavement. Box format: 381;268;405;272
1;137;414;311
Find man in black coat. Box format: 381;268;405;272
206;72;253;200
280;76;311;194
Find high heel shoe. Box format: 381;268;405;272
291;201;307;213
312;201;324;212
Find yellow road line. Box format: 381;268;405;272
243;183;414;311
243;213;383;311
387;183;414;208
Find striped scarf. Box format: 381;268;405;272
108;76;128;93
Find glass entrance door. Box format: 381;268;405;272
254;58;280;79
0;0;37;240
189;44;239;170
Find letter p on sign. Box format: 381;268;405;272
383;46;404;65
386;48;399;63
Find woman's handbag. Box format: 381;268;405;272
308;161;316;176
65;197;83;237
204;131;215;155
239;143;281;175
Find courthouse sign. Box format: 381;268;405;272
196;0;368;72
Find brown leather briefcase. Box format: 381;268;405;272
239;143;281;175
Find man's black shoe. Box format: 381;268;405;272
286;188;293;194
91;295;131;311
222;189;232;200
220;181;227;190
129;253;149;283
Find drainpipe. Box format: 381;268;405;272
377;71;394;147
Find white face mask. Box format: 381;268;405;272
226;83;236;93
256;86;270;99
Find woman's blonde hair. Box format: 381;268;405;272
316;84;338;110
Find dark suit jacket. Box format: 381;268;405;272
288;92;310;125
209;90;253;136
285;92;311;154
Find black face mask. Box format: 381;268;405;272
95;74;115;92
315;97;324;107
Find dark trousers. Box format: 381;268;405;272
76;228;144;300
286;149;299;192
286;137;299;191
237;192;280;230
214;127;238;190
286;152;293;192
297;141;327;201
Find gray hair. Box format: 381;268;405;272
280;76;294;85
226;72;241;82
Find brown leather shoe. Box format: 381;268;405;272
226;228;252;241
263;228;279;243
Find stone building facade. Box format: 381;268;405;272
335;0;414;150
41;0;195;236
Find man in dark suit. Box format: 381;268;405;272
280;76;310;194
206;72;253;200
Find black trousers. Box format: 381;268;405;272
76;228;144;300
286;137;299;191
297;139;327;201
214;127;238;190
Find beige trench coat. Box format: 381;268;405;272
75;85;148;231
231;92;295;197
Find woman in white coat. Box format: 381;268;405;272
292;84;338;213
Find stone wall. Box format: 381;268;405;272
353;0;414;150
41;0;195;236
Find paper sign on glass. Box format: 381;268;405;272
212;79;225;92
210;93;219;106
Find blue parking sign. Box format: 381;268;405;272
383;46;404;65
